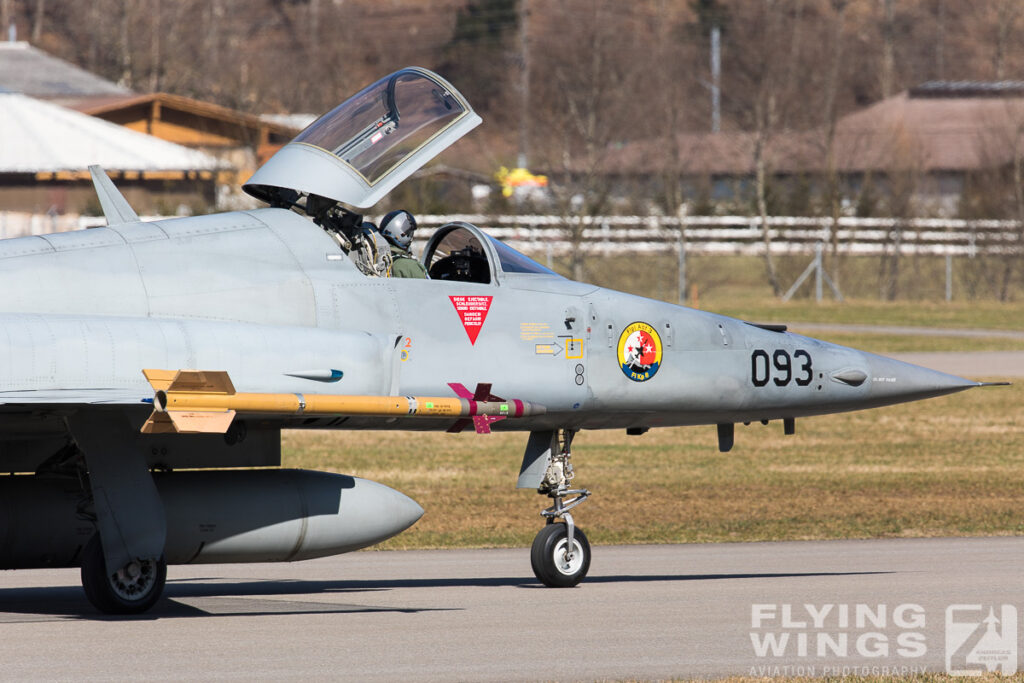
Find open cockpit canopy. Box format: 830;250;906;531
244;68;481;209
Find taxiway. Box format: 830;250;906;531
1;537;1021;680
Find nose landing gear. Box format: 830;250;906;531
530;429;591;587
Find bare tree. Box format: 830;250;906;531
725;0;806;296
879;0;895;98
0;0;11;38
531;0;649;282
993;0;1021;80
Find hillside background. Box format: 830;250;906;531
5;0;1023;174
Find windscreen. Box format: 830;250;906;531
294;69;469;185
487;236;560;276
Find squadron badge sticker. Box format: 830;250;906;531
617;322;662;382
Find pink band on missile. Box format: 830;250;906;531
513;399;524;417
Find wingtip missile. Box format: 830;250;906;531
140;370;545;434
445;382;545;434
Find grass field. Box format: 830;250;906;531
782;332;1024;353
563;252;1024;314
282;382;1023;550
283;254;1023;551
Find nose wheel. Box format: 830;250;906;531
530;429;591;587
531;518;591;587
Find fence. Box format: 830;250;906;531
4;211;1019;257
414;214;1023;258
413;214;1022;302
4;211;1020;301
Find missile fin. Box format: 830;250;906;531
166;410;236;434
447;418;471;433
166;370;236;395
142;368;178;392
141;406;235;435
140;411;176;434
144;369;236;394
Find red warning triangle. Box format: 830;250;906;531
449;295;493;345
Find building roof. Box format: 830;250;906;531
0;92;222;173
0;42;131;98
54;92;302;150
64;92;298;134
833;90;1024;172
909;80;1024;98
590;131;820;177
595;85;1024;178
262;113;318;131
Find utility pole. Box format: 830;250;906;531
518;0;530;169
710;24;721;133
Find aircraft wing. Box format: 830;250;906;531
0;389;148;405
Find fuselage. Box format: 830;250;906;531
0;209;976;444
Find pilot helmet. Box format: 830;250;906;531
380;210;417;250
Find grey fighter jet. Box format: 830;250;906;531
0;67;1001;614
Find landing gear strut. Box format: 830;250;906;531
530;429;591;587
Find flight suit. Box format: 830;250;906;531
390;245;428;278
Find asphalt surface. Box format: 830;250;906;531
782;323;1024;377
1;346;1019;681
1;538;1022;681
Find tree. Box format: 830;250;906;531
529;0;653;281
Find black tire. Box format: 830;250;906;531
80;534;166;615
530;522;590;587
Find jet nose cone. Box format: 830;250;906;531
865;352;979;404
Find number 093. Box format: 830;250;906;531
750;349;813;387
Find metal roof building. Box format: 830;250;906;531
589;81;1024;214
0;41;130;99
0;91;222;174
0;91;222;215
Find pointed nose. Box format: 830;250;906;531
863;351;979;406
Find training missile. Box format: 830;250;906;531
140;369;545;434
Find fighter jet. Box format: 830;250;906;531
0;67;1002;613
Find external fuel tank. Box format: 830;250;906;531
0;469;423;569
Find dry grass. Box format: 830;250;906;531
281;382;1024;550
783;332;1024;352
559;252;1024;314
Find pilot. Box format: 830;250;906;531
380;210;428;279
